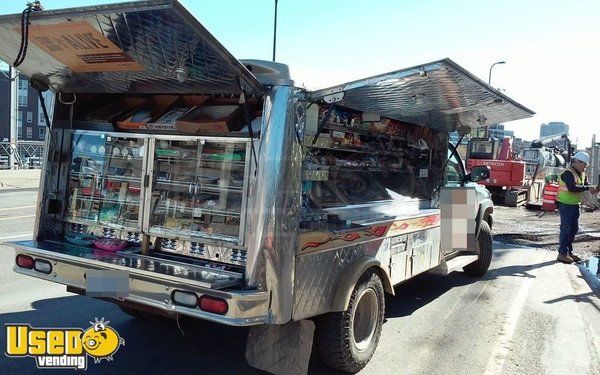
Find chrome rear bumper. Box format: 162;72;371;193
7;240;269;326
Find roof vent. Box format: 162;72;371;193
240;59;294;87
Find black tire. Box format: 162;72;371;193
463;220;493;277
315;269;385;373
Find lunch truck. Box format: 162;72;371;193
0;1;534;373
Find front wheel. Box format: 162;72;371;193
315;269;385;373
463;220;493;277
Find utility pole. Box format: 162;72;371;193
9;67;18;169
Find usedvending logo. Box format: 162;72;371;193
5;318;124;370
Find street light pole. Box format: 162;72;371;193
272;0;278;62
486;61;506;138
488;61;506;85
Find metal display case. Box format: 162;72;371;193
61;130;251;255
65;132;147;230
145;136;251;245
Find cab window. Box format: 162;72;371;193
446;148;464;185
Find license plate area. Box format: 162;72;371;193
85;269;130;298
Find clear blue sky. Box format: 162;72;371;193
1;0;598;146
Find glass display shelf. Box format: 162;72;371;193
148;138;249;245
67;132;145;231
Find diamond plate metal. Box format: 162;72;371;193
309;59;534;131
293;245;365;320
246;320;314;375
0;0;263;95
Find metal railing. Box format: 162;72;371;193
0;141;45;169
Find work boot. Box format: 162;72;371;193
557;253;574;264
569;253;581;262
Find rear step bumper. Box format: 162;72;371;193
7;240;269;326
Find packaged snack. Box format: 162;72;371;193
93;238;128;252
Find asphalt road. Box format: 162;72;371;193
0;189;599;375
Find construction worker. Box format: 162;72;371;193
555;151;597;264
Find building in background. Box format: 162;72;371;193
487;123;514;140
512;137;529;156
0;69;51;142
540;121;569;138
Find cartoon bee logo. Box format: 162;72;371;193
81;318;125;363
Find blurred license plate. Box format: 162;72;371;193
85;269;129;298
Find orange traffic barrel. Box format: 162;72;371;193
542;183;559;211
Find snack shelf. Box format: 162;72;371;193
322;122;407;141
73;151;143;161
62;216;140;232
147;227;239;244
103;175;142;183
303;165;402;173
72;195;140;205
70;173;142;183
153;204;241;218
154;179;244;193
155;157;246;167
307;143;402;156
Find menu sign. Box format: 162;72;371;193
26;21;144;72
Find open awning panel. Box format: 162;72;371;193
309;59;534;132
0;0;264;95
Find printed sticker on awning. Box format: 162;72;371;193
25;21;144;73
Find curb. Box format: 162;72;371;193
0;187;40;193
577;261;600;296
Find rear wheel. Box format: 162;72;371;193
463;220;493;277
315;269;385;373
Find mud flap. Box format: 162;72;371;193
246;320;315;375
440;187;479;252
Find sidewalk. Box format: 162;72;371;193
0;169;41;191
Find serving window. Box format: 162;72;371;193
301;105;447;220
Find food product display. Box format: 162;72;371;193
302;105;447;214
93;238;128;252
147;107;192;131
67;134;144;228
148;139;248;242
63;129;251;253
64;233;96;247
175;105;244;134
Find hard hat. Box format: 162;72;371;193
572;151;590;164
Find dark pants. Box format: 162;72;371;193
558;202;579;255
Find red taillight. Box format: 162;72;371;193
198;295;228;315
16;254;34;269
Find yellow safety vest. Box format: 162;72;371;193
556;166;586;205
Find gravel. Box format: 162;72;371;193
492;205;600;259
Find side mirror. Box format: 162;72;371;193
466;165;491;183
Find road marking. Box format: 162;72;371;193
472;278;493;304
443;282;473;320
0;233;33;241
0;214;35;221
0;205;36;211
484;263;539;375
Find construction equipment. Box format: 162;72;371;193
466;133;571;206
521;133;571;183
466;136;529;206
